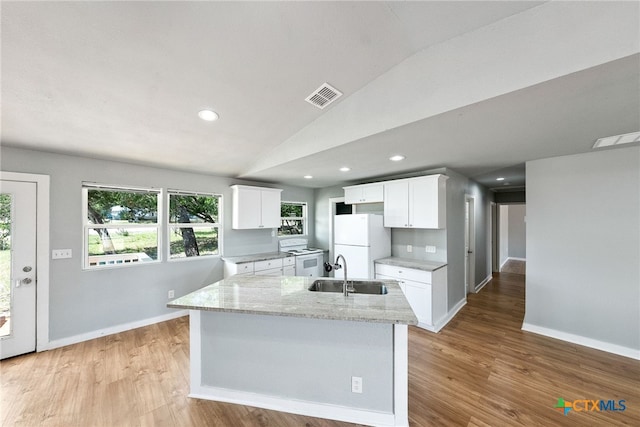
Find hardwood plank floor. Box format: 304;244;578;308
1;272;638;426
500;259;525;275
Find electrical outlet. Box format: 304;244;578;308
425;245;436;253
168;290;175;299
406;245;413;253
351;376;363;394
52;249;72;259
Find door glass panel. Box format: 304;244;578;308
0;194;12;337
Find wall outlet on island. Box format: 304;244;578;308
425;245;436;253
351;376;363;393
406;245;413;253
168;290;175;299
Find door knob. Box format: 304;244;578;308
23;266;33;272
16;278;32;288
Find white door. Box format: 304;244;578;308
1;180;37;359
260;189;281;228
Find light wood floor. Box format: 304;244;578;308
500;259;526;275
1;272;638;426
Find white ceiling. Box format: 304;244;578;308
2;1;639;191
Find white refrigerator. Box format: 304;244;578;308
333;214;391;280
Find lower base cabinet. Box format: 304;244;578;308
375;264;447;330
224;257;296;278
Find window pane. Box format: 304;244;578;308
279;219;304;235
0;194;12;337
87;189;158;224
87;227;158;266
169;227;219;259
169;194;219;224
281;203;303;217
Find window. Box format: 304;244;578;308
168;191;221;260
279;202;307;236
83;184;161;269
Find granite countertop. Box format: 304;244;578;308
222;251;292;264
168;276;418;325
375;256;447;272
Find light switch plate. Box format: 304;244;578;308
52;249;72;259
425;245;436;253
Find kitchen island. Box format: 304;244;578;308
168;275;417;427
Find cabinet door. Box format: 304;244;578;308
361;184;383;203
260;190;281;228
403;279;432;326
344;187;363;204
283;266;296;276
409;176;439;228
383;180;409;227
232;187;262;229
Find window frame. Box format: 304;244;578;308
166;189;222;262
82;183;163;270
278;201;308;237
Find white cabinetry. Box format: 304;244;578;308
383;174;447;229
375;264;447;331
225;256;296;278
343;183;384;204
231;185;282;229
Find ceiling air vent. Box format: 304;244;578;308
305;83;343;109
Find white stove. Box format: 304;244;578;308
279;238;324;277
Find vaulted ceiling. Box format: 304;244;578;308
2;1;639;190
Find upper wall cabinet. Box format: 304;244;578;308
343;183;384;204
231;185;282;229
383;174;448;229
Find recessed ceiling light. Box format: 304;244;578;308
593;131;640;148
389;155;405;162
339;167;351;172
198;109;219;121
304;175;313;179
496;177;505;181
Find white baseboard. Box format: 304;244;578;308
521;323;640;361
417;298;467;333
475;274;492;292
508;257;526;262
190;385;401;427
41;310;189;351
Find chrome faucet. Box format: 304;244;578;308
334;254;353;296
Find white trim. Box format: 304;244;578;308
1;171;50;353
431;298;467;333
475;274;493;293
189;385;397;427
393;324;409;427
508;257;527;262
42;310;188;351
521;323;640;361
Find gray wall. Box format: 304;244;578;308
507;204;526;259
200;311;394;412
1;146;314;341
524;146;639;351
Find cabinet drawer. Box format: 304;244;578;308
255;267;283;276
254;258;284;272
282;256;295;267
235;262;254;274
375;263;431;283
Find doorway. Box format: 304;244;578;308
464;196;476;294
0;172;49;358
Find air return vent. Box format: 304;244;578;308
305;83;343;109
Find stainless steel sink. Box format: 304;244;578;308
308;279;388;295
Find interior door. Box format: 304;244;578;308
1;180;37;359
